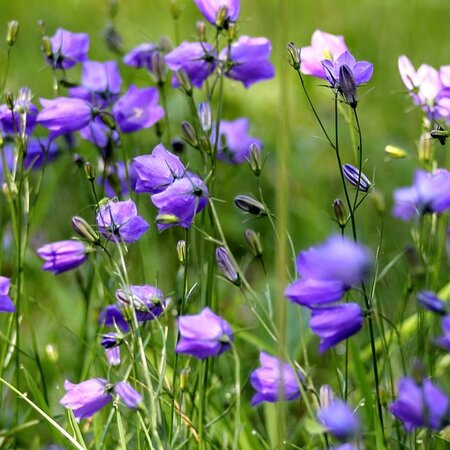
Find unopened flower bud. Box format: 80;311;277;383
227;23;236;42
234;195;267;216
5;91;14;111
370;189;385;213
216;247;240;286
180;368;190;391
45;344;59;363
199;136;212;154
244;229;263;258
156;213;180;225
41;35;53;59
181;121;198;147
159;36;173;53
171;137;185;154
215;6;229;29
418;131;431;163
248;143;262;176
152;51;166;84
170;0;182;20
342;164;372;192
319;384;334;408
177;240;186;265
198;102;212;132
333;199;347;228
385;145;407;159
6;21;19;47
339;64;358;109
103;25;123;55
196;21;206;42
99;112;116;130
287;42;301;71
84;162;95;182
37;20;46;34
175;69;192;96
72;216;100;244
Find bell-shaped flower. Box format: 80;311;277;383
112;85;165;133
0;276;15;313
81;60;122;96
0;87;38;136
285;279;346;308
417;291;447;315
250;352;301;406
123;43;158;71
193;0;240;25
176;307;233;359
220;36;274;88
317;399;360;441
435;315;450;351
37;240;89;275
96;199;149;243
46;28;89;70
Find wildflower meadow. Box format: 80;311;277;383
1;0;450;448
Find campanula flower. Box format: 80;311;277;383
37;240;88;275
317;399;360;440
0;276;15;313
213;118;262;164
151;174;209;230
165;42;216;89
112;85;165;133
81;60;122;96
392;169;450;221
309;303;364;352
220;36;275;88
285;279;346;308
300;30;348;79
101;333;122;366
46;28;89;70
60;378;142;421
79;117;118;149
435;315;450;351
133;144;185;194
389;377;450;431
250;352;301;406
0;87;38;136
193;0;240;25
100;161;138;198
176;307;233;359
123;43;158;71
115;285;166;321
216;247;240;285
417;291;447;315
96;199;149;243
99;305;129;332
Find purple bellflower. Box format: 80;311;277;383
392;169;450;221
309;303;364;353
112;85;165;133
96;199;149;243
193;0;240;25
133;144;185;194
300;30;348;79
220;36;275;88
0;88;38;136
417;291;447;315
151;174;209;230
100;161;138;198
389;377;450;431
37;240;88;275
123;43;158;71
46;28;89;70
101;332;122;366
317;399;360;441
81;61;122;96
165;42;216;89
176;307;233;359
250;352;301;406
435;315;450;351
99;305;130;332
79;116;119;149
60;378;142;421
0;276;15;313
37;97;93;138
214;118;262;164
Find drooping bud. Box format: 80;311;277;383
342;164;372;192
215;6;229;29
244;229;263;258
177;240;186;265
175;69;193;96
234;195;267;216
384;145;407;159
72;216;100;244
4;91;14;111
215;246;240;286
417;291;447;316
319;384;335;409
84;162;96;182
196;21;206;42
181;121;198;147
152;51;166;84
248;143;262;176
156;213;180;226
338;64;358;109
332;199;347;229
198;102;212;132
287;42;301;71
103;25;123;55
6;21;19;47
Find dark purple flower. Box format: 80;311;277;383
133;144;185;194
342;164;372;192
114;381;142;409
435;315;450;351
115;285;166;321
193;0;240;24
37;97;93;138
300;30;348;79
99;305;129;332
296;235;372;288
46;28;89;70
151;174;209;230
250;352;301;406
165;42;216;89
37;240;88;275
123;43;157;71
285;279;345;308
213;118;262;164
176;307;233;359
0;87;38;136
309;303;364;352
417;291;447;315
220;36;275;88
322;51;373;88
0;276;15;313
112;85;165;133
100;332;122;366
393;169;450;221
81;61;122;96
96;199;149;243
389;377;450;431
317;399;360;440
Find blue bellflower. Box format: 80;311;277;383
317;399;360;441
193;0;240;25
46;28;89;70
37;240;88;275
0;276;15;313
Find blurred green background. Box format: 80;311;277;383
1;0;450;446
